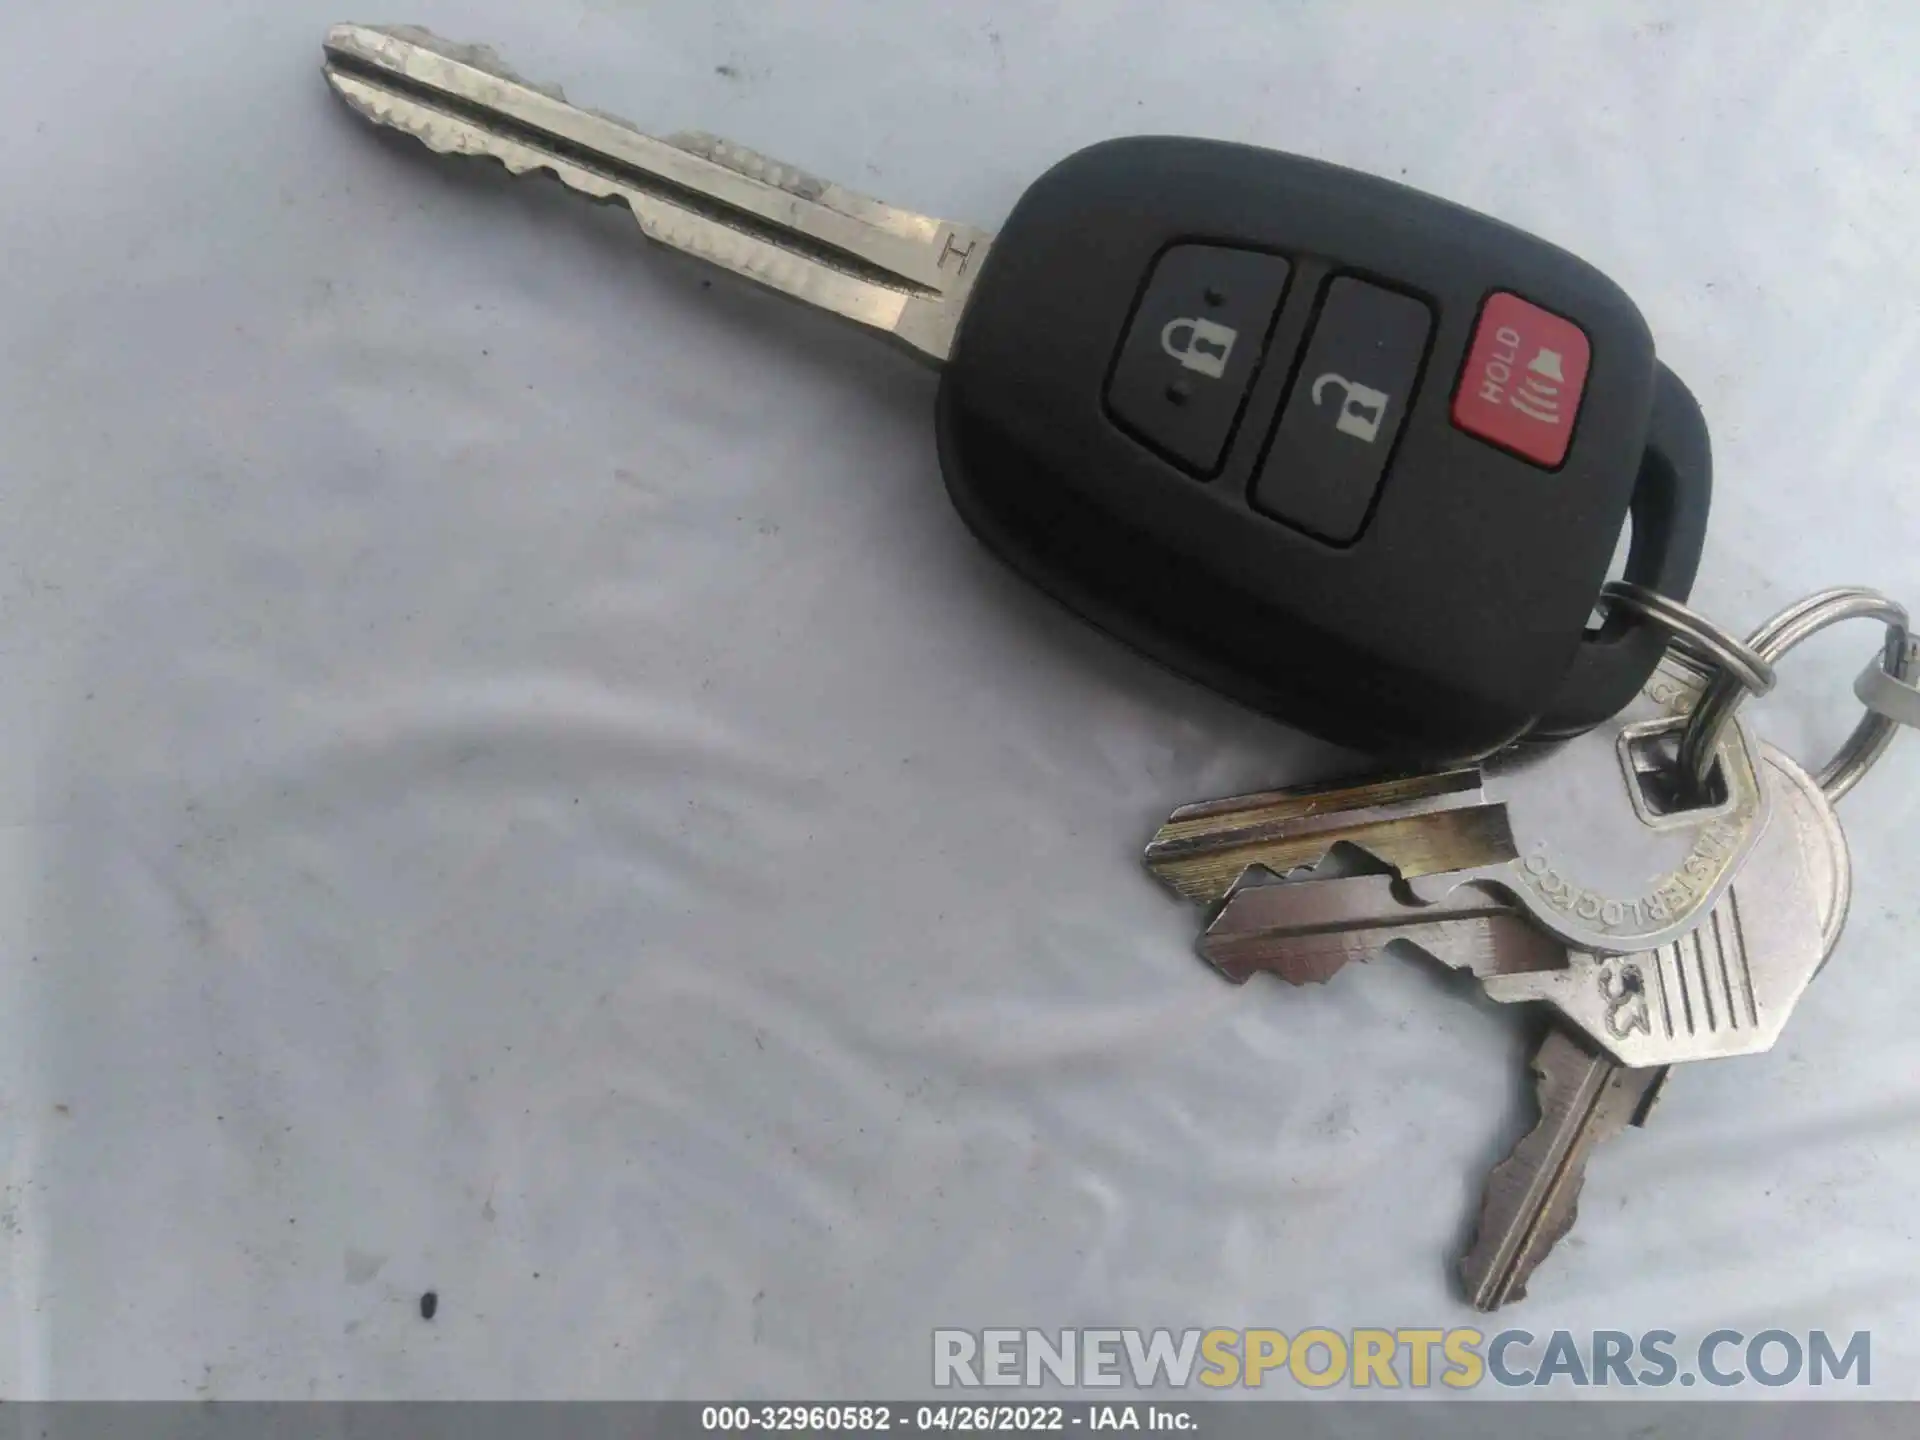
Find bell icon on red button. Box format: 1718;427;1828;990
1512;347;1567;423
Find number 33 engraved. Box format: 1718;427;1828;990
1600;961;1653;1038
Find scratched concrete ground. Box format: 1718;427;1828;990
1;0;1917;1412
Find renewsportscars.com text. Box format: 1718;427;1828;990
932;1327;1870;1390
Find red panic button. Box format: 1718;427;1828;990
1451;293;1592;468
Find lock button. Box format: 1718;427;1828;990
1107;245;1292;476
1252;277;1432;543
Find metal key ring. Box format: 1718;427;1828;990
1600;582;1778;697
1676;587;1913;803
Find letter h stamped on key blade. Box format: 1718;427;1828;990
320;24;993;364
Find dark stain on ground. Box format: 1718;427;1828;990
715;64;740;78
420;1291;439;1321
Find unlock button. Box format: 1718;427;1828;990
1254;278;1432;543
1107;246;1292;476
1311;373;1394;443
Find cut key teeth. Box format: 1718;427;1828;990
1199;873;1570;986
320;24;991;363
1144;767;1517;906
1460;1026;1667;1311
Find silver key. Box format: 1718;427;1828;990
1192;871;1672;1308
1195;871;1570;987
1192;739;1848;1067
1486;738;1849;1066
1459;1026;1668;1311
321;25;992;364
1191;740;1850;1306
1146;656;1772;953
1457;738;1851;1305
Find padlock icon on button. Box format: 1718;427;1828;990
1310;373;1392;444
1160;316;1239;380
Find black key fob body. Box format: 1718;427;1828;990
936;137;1710;762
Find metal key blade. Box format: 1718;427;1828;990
1148;656;1771;954
321;25;992;363
1145;768;1518;906
1460;1025;1667;1311
1200;875;1569;985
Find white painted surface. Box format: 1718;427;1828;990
1;0;1916;1401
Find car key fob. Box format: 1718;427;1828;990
936;137;1710;762
320;32;1707;765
